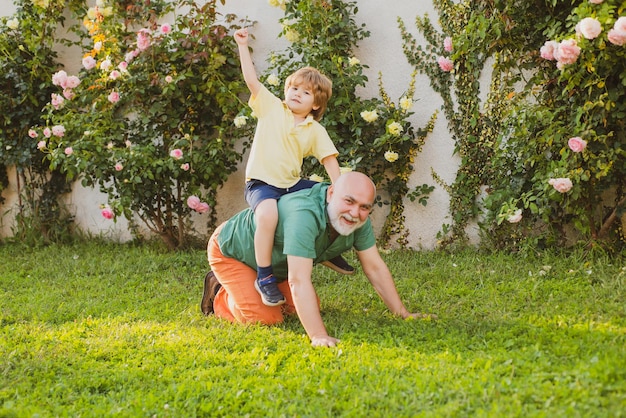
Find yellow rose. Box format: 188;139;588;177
33;0;50;8
348;57;360;67
360;110;378;123
309;174;325;182
384;151;399;163
387;121;403;136
269;0;287;9
399;96;413;112
6;18;19;30
340;166;353;174
284;28;300;43
87;7;98;20
266;74;280;87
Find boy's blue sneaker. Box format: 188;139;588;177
254;275;286;306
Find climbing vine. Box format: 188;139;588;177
399;0;572;249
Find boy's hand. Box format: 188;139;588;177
234;28;249;46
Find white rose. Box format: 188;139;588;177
233;115;248;128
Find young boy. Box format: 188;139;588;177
234;27;353;307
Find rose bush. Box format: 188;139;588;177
36;0;252;249
0;0;77;244
485;0;626;249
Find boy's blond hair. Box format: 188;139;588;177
284;67;332;121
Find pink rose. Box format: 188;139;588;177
170;148;183;159
52;125;65;137
28;129;38;138
118;61;128;71
589;0;603;4
507;209;523;224
64;147;73;156
614;17;626;33
577;17;602;40
160;23;172;34
100;58;112;71
52;70;68;87
43;127;51;138
187;195;200;210
109;70;121;80
568;137;587;153
115;163;123;171
555;39;580;66
443;36;453;52
165;75;173;83
108;91;120;103
195;202;210;214
62;89;75;100
51;93;64;109
608;28;626;46
437;56;454;72
540;40;559;60
549;177;573;193
37;140;46;150
101;207;114;220
181;163;190;171
82;56;97;70
137;29;151;51
125;49;140;62
65;75;81;89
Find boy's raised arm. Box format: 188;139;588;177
234;28;261;97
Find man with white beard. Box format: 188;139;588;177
202;171;436;347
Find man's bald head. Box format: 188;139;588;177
332;171;376;204
326;172;376;236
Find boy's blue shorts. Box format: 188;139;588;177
245;178;318;211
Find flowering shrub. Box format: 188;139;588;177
36;0;251;249
485;0;626;249
0;0;75;243
260;0;435;247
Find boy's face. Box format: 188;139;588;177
284;83;319;117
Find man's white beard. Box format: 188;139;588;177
328;204;364;236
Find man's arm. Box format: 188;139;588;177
357;246;436;319
287;255;340;347
233;28;261;97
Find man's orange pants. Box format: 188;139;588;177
207;222;296;324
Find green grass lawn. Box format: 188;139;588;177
1;242;624;417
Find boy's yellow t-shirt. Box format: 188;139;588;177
245;84;338;188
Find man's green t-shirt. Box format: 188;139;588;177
217;182;376;280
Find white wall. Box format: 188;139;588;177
0;0;466;249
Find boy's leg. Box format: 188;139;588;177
253;198;285;306
208;223;286;324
